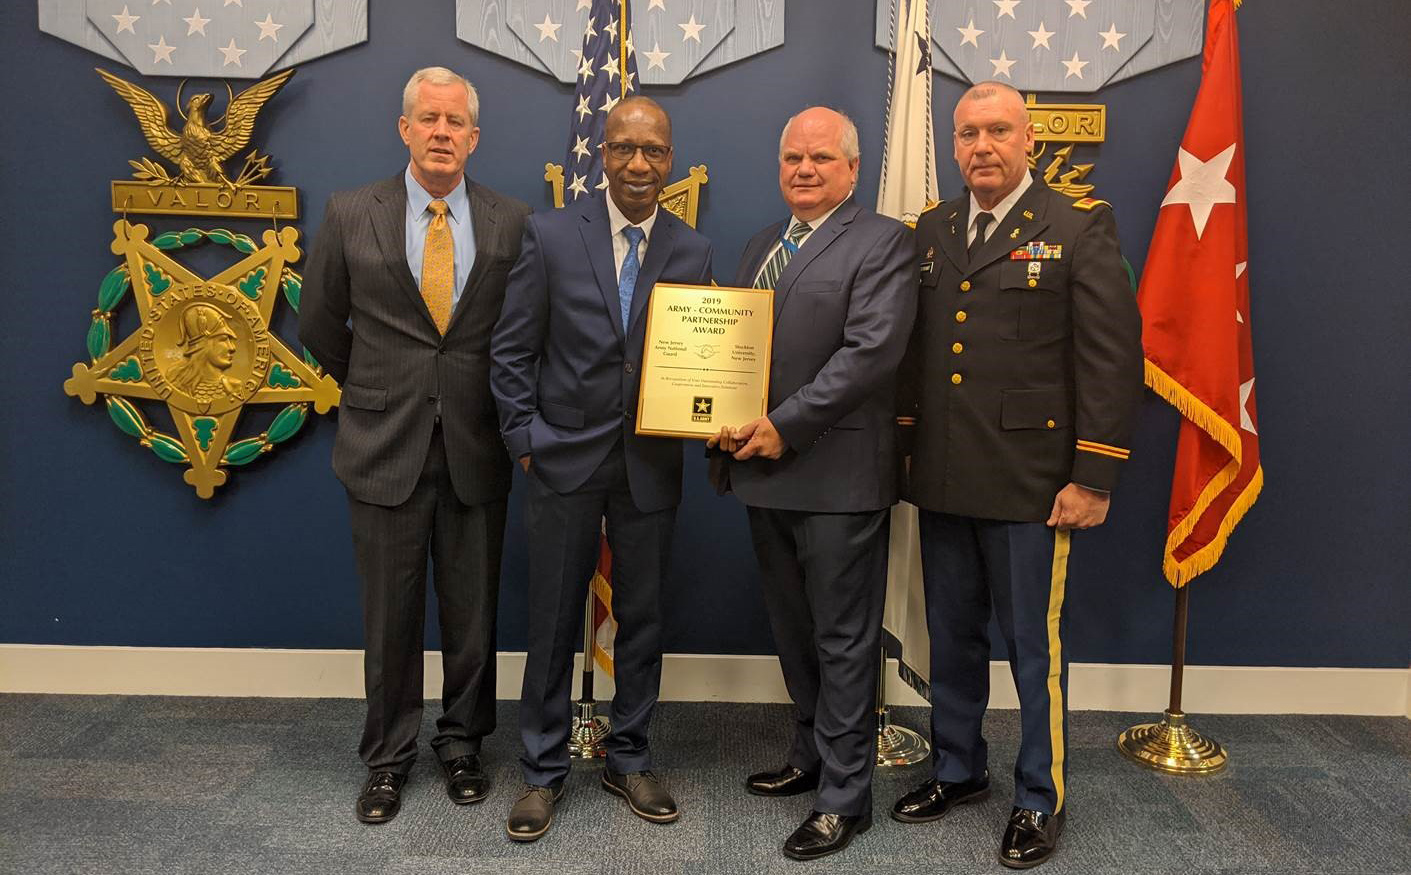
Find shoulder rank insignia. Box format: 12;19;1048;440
919;201;942;216
1071;197;1111;212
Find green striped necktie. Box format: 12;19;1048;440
753;221;812;289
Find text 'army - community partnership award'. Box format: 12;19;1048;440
635;283;774;439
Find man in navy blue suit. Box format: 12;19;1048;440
711;106;917;861
490;97;714;842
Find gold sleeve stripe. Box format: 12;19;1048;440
1076;440;1130;460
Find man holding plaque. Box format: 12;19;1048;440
490;97;713;842
893;82;1142;869
711;106;917;861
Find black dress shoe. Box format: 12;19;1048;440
890;772;991;823
355;770;407;824
506;784;563;842
440;754;489;804
999;806;1066;869
601;769;679;823
745;764;820;797
782;810;873;861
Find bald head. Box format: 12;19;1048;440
951;80;1035;209
776;107;861;221
601;95;673;224
605;96;672;143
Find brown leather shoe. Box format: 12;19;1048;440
601;769;679;823
890;772;990;823
355;770;407;824
782;810;873;860
999;806;1066;869
745;764;820;797
506;784;563;842
440;754;489;804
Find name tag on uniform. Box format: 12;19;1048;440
1010;242;1063;260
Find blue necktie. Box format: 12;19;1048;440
619;225;645;331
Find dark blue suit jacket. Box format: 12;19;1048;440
728;198;917;513
491;195;714;512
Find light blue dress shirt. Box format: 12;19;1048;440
404;166;476;309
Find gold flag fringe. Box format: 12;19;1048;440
1143;358;1259;588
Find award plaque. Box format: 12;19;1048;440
635;283;774;439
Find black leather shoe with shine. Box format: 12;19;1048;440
440;754;489;804
601;769;680;822
355;770;407;824
999;806;1066;869
745;764;820;797
781;810;873;861
890;772;991;823
506;784;563;842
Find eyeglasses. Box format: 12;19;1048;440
604;141;672;162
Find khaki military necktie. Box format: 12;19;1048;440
421;199;454;334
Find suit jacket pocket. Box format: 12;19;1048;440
539;399;585;429
1000;387;1071;430
831;408;868;430
795;280;842;294
342;382;387;411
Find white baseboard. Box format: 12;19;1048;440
1;645;1407;717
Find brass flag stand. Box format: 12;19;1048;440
1117;586;1227;774
568;590;610;759
875;648;930;767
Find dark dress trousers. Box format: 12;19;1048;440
731;199;917;816
898;176;1142;815
491;194;713;787
299;173;530;774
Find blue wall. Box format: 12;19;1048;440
2;1;1407;669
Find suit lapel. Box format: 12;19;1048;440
445;180;498;333
963;180;1052;277
367;176;435;331
737;222;785;288
579;196;624;342
626;213;676;337
772;199;859;319
936;200;969;272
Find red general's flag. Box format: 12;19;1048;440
1138;0;1262;586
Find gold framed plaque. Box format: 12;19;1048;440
635;283;774;439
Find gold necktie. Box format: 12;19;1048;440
421;199;454;334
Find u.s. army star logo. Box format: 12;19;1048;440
64;220;339;498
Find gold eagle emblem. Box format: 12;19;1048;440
97;67;294;190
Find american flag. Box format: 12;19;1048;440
563;0;641;202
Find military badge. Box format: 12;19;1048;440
64;68;339;498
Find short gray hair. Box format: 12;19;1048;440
402;67;479;125
778;107;861;161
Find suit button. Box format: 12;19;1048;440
951;373;963;385
427;396;437;405
952;342;964;354
623;411;633;420
625;362;635;374
959;280;971;292
1046;419;1056;429
438;347;447;355
955;311;967;323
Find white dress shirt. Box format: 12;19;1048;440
605;194;659;281
966;171;1034;246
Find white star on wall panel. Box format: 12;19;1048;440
459;0;784;85
39;0;366;78
874;0;1204;93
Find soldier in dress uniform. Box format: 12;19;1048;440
893;80;1143;869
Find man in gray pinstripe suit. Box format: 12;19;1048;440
299;67;530;825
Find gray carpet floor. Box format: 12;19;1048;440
1;695;1409;874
